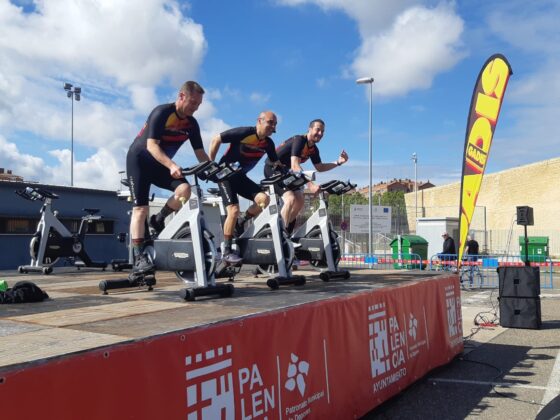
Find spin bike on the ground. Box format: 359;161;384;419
16;187;108;275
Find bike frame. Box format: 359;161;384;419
156;179;217;287
238;183;293;278
292;189;337;272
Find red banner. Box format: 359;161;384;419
1;275;462;419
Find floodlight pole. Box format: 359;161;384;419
412;152;418;227
63;83;81;187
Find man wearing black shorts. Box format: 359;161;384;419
126;81;210;273
264;118;348;235
209;111;281;263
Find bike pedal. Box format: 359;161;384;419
128;270;155;282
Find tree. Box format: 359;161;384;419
327;192;368;217
380;191;405;208
328;190;405;217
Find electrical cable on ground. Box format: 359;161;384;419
463;288;499;343
458;289;544;406
457;357;545;407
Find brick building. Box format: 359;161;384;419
0;168;23;182
358;179;434;196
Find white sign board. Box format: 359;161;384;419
350;205;392;234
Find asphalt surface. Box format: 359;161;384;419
362;287;560;420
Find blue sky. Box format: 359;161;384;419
1;0;558;195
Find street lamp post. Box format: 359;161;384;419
411;152;418;227
356;77;374;255
341;193;345;254
63;83;81;187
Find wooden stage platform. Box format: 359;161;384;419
0;267;462;419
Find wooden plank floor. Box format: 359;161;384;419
0;267;440;371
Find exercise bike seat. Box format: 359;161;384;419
16;187;59;201
83;208;100;215
207;188;220;196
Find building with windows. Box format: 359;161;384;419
0;168;23;182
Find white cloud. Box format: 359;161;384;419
1;134;123;189
487;1;560;55
491;62;560;169
277;1;466;97
507;60;560;106
276;0;416;35
352;4;465;96
72;148;123;190
316;77;328;88
0;1;207;99
0;135;45;182
222;86;243;101
0;0;230;189
249;92;271;105
483;1;560;170
129;85;160;115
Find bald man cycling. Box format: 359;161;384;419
209;111;282;263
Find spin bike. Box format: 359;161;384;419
16;187;108;275
291;179;356;281
213;168;307;290
99;161;238;301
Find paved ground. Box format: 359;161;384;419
363;287;560;419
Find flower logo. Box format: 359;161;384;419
408;314;418;340
285;353;309;397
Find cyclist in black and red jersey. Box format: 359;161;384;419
209;111;282;263
264;118;348;235
126;81;211;274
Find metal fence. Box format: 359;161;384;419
304;206;560;258
294;202;559;289
338;252;425;271
426;253;556;289
336;252;557;290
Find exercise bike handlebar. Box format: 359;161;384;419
182;161;242;182
319;180;357;195
182;160;216;177
207;161;242;182
15;186;59;202
260;170;308;190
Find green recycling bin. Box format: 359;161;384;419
519;236;549;262
390;235;428;269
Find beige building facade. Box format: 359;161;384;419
405;157;560;256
